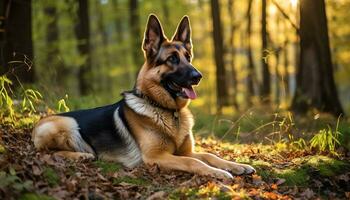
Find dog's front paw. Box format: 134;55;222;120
226;165;245;175
226;163;256;175
240;164;256;175
80;153;95;160
210;168;234;180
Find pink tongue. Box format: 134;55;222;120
183;87;197;99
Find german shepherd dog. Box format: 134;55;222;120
32;15;255;179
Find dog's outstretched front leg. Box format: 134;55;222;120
143;153;233;180
54;151;95;160
190;152;256;175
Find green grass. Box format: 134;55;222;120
338;123;350;151
42;167;59;187
112;176;150;186
275;167;309;186
169;186;232;200
253;163;310;187
250;160;274;180
0;144;5;153
252;154;350;187
93;160;122;175
306;155;350;177
19;193;55;200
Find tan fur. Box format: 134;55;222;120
124;97;251;178
54;151;94;160
32;115;95;160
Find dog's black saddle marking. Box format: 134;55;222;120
58;100;128;155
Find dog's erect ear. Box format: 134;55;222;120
142;14;166;59
172;16;192;51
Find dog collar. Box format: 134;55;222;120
123;89;180;127
123;89;177;112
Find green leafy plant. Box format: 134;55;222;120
42;167;59;186
0;170;33;193
0;75;43;127
310;118;341;155
57;94;70;113
21;89;43;113
292;138;308;150
0;76;15;120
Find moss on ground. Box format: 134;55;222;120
112;176;150;186
93;160;121;175
169;185;233;200
275;167;309;186
306;155;350;177
253;155;350;187
42;167;59;187
0;144;5;153
19;193;55;200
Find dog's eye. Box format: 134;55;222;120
167;54;179;65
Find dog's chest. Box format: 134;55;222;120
154;110;193;148
124;93;194;152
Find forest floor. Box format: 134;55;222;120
1;123;350;200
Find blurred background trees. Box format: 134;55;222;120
291;0;343;116
1;0;349;117
1;0;34;84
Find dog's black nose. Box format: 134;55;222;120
190;70;202;85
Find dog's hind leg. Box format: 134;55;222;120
32;116;95;160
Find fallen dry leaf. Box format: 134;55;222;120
301;188;315;199
146;191;167;200
275;178;286;186
0;124;349;199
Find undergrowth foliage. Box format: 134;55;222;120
57;95;70;113
21;89;42;113
204;108;347;156
0;76;15;120
0;75;43;127
0;75;71;128
310;118;342;155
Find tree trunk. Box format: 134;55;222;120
283;39;290;97
260;0;270;102
274;15;281;105
0;1;6;67
274;49;281;105
228;0;238;110
111;0;123;43
44;3;64;83
129;0;143;69
210;0;228;112
112;0;134;84
96;1;110;93
96;1;109;67
1;0;34;84
246;0;256;105
75;0;92;95
291;0;344;116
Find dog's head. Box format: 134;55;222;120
136;14;202;109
